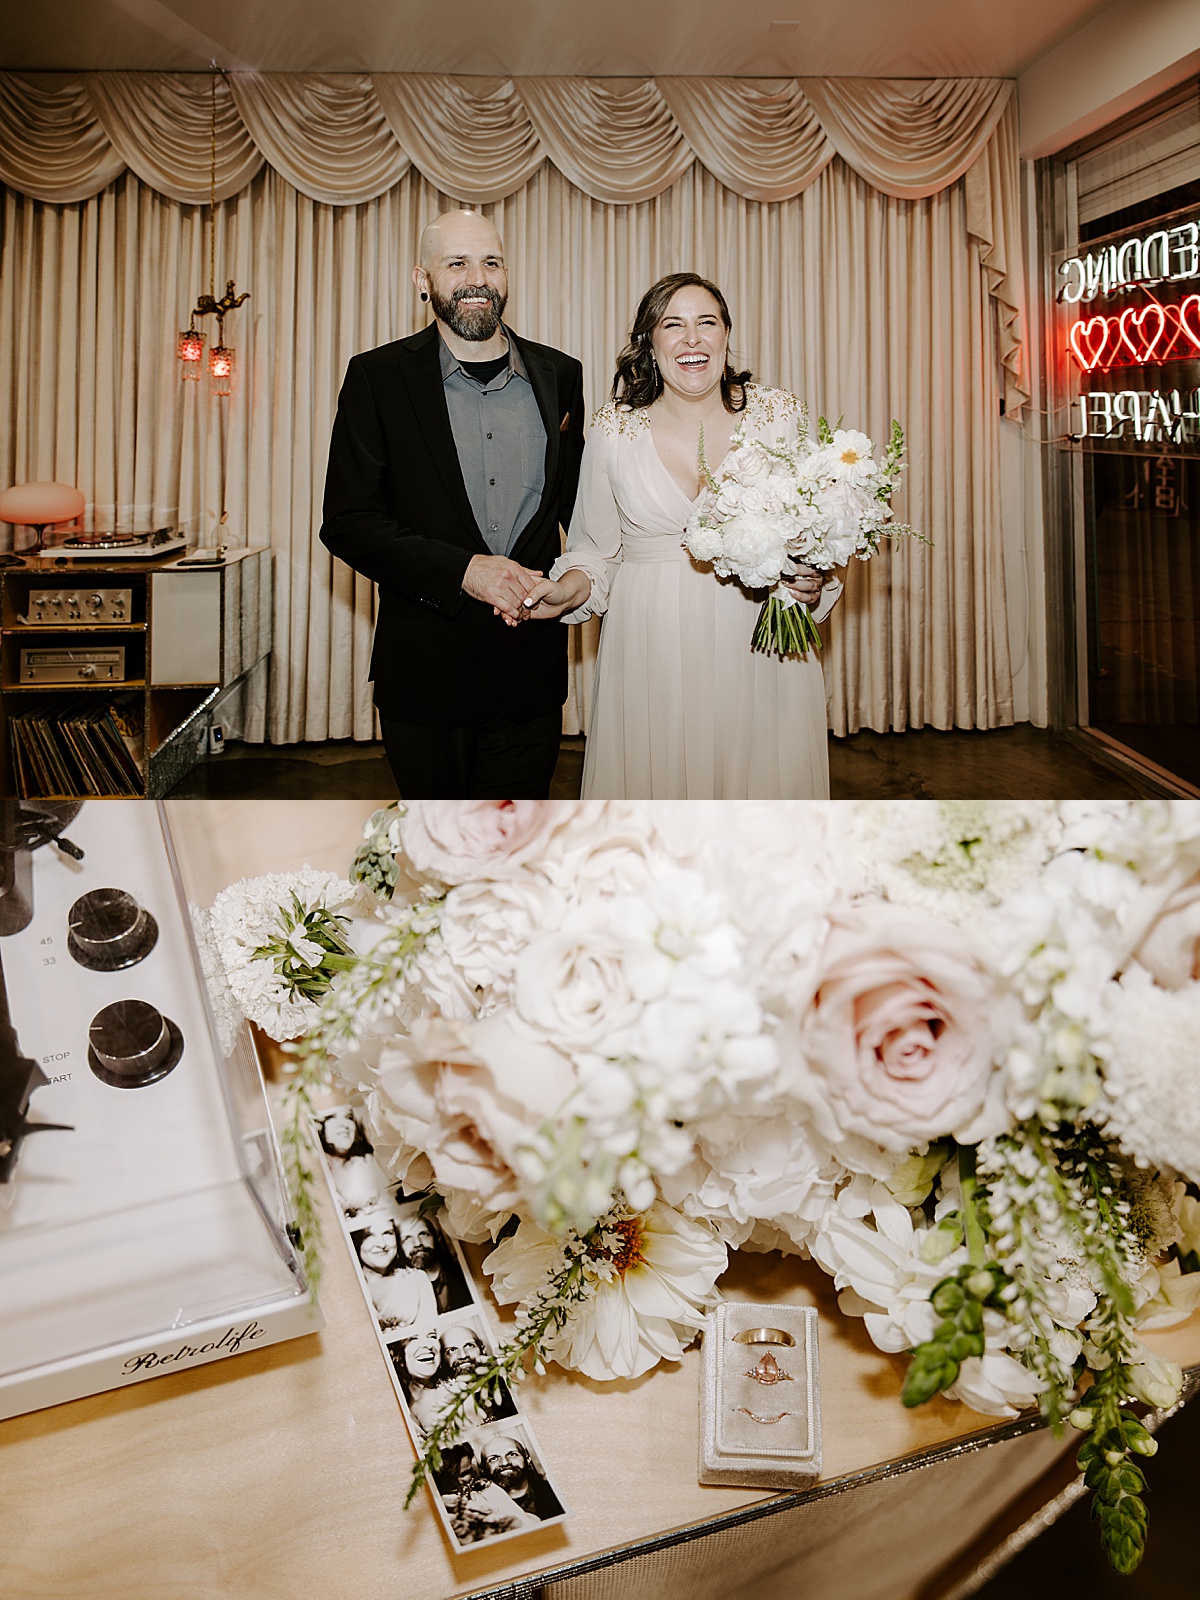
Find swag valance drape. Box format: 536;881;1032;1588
0;70;1026;420
0;72;1012;206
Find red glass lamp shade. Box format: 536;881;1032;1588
0;482;86;554
209;345;234;397
178;327;205;378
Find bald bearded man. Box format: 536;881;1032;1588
321;211;585;798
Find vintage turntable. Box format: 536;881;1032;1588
46;528;187;562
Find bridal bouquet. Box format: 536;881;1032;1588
207;800;1200;1574
683;415;917;657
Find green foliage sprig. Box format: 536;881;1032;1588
901;1263;1008;1407
352;804;405;901
903;1127;1164;1574
1073;1364;1158;1577
251;892;358;1002
278;1045;332;1290
406;1221;600;1508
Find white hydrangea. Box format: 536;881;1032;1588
1095;967;1200;1184
843;801;1063;922
209;867;360;1039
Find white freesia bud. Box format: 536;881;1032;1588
1128;1352;1183;1410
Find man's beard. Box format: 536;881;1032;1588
405;1238;436;1269
490;1462;525;1491
431;283;506;341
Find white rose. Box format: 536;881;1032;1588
368;1012;575;1222
513;903;659;1052
437;875;568;996
397;801;560;885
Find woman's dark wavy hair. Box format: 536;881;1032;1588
612;272;751;413
318;1110;373;1160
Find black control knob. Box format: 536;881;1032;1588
68;888;158;971
87;1000;183;1088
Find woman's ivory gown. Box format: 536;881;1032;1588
550;386;842;800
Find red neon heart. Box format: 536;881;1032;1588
1116;307;1143;366
1130;302;1166;364
1068;316;1110;372
1159;304;1185;361
1177;294;1200;356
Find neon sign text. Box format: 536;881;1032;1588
1058;221;1200;303
1068;295;1200;371
1076;388;1200;444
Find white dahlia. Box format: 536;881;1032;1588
484;1201;727;1380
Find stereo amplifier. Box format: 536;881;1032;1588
19;647;127;684
25;588;133;625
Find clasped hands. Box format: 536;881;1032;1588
462;554;587;626
781;563;824;607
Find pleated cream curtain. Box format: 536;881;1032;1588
0;73;1026;742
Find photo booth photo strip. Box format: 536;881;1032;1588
313;1105;569;1555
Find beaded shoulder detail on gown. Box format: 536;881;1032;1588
590;400;648;438
738;385;806;431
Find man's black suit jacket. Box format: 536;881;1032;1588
320;323;586;727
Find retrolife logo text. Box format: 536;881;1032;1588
119;1320;267;1376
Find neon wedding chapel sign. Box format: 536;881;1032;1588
1060;214;1200;444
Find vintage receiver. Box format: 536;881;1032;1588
25;588;132;625
19;647;127;684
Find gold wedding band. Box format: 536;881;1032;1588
732;1326;795;1347
734;1407;796;1424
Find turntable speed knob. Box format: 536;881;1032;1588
68;888;158;970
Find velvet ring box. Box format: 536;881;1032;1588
699;1301;822;1489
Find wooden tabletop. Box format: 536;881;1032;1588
1;801;1196;1600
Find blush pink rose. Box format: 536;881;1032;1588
794;903;1015;1153
398;802;559;884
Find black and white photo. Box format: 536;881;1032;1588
395;1209;472;1315
350;1218;438;1333
388;1314;519;1440
316;1108;388;1219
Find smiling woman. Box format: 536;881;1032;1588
518;271;843;799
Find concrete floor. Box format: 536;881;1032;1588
167;724;1154;800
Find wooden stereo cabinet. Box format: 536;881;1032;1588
0;548;272;799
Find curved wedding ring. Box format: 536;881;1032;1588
734;1407;796;1424
731;1326;795;1347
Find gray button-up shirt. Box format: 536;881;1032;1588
439;331;547;557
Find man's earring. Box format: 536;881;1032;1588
420;291;429;302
